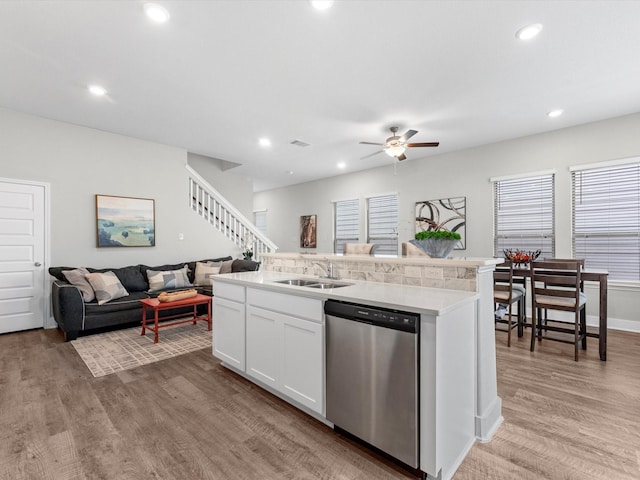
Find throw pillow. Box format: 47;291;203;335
193;262;221;286
89;265;148;292
219;259;234;274
62;267;95;302
85;271;129;305
146;266;192;292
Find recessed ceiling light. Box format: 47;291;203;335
547;109;564;118
259;138;271;148
515;23;543;41
337;162;346;169
287;170;294;175
310;0;334;11
88;85;107;96
144;3;170;23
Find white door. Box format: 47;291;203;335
0;180;46;334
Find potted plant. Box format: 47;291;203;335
410;230;461;258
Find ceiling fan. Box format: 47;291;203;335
359;126;439;161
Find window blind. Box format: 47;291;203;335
334;199;359;254
572;161;640;281
367;194;398;255
254;211;267;236
493;174;555;257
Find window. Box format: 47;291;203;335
571;159;640;281
492;173;555;258
367;193;398;255
254;210;267;237
334;199;359;254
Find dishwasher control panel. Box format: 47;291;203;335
324;300;418;333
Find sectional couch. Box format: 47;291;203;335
49;257;260;341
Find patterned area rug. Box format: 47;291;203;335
71;321;212;377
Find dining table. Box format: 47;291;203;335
509;266;609;361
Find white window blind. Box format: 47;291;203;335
572;161;640;281
493;174;555;257
334;199;359;254
367;194;398;255
254;211;267;236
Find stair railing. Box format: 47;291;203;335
186;164;277;260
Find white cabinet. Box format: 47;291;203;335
212;283;246;371
280;313;323;412
246;305;280;388
246;288;324;415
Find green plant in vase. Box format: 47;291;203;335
410;230;462;258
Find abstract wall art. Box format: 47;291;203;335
415;196;466;249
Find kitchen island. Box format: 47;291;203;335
261;252;504;443
211;266;497;480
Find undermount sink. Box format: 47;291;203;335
275;279;322;287
275;278;353;289
306;281;353;289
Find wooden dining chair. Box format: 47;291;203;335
494;260;525;347
540;258;586;324
529;260;587;361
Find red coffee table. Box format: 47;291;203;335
140;293;212;344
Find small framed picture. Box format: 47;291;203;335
300;214;317;248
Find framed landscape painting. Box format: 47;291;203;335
96;195;155;247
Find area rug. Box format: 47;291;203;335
71;321;212;377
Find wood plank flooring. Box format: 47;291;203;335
1;326;639;479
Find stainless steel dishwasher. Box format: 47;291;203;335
325;299;419;469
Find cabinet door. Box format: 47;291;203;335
281;315;324;415
246;306;280;389
213;297;246;371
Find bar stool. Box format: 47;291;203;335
494;260;525;347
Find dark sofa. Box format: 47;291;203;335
49;257;260;341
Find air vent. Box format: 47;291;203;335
290;139;311;147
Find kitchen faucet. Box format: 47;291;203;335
312;261;339;280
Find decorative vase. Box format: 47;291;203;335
409;238;458;258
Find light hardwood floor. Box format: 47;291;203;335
1;326;639;479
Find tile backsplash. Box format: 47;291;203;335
261;254;478;292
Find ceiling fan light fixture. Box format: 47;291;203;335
384;145;405;158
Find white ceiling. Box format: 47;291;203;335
2;1;640;191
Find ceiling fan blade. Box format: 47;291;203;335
359;141;384;146
406;142;440;148
396;153;407;161
399;129;418;142
360;150;384;160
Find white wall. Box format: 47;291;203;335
0;107;253;268
254;113;640;330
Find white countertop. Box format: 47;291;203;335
213;271;478;316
